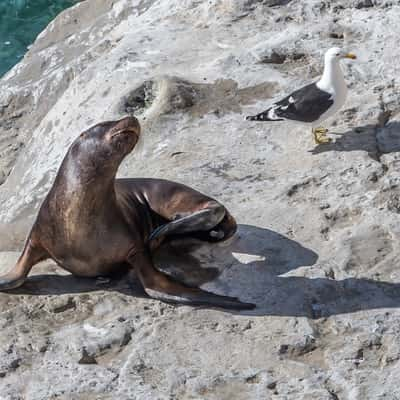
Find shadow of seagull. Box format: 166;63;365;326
310;124;380;159
310;121;400;160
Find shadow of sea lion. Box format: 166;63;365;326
8;224;400;318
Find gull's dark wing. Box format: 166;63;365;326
274;83;334;123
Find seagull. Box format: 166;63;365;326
245;47;357;144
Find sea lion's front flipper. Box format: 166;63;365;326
149;202;226;242
128;248;255;310
0;239;48;291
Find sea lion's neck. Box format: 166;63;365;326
53;156;118;210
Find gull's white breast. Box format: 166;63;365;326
313;62;348;127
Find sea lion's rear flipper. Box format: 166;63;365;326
0;239;48;291
149;201;234;243
146;285;255;310
128;248;255;310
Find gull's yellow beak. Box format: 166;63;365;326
344;53;357;60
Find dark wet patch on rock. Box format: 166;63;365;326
78;348;98;365
121;76;278;119
123;80;156;115
257;49;306;65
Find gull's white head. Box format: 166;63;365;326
325;47;357;63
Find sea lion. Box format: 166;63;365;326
0;117;254;310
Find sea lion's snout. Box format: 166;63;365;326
108;116;141;140
114;116;141;137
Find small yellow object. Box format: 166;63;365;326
312;127;332;144
344;53;357;59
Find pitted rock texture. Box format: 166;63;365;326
1;0;400;399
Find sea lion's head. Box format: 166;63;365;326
69;116;141;177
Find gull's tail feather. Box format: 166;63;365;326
245;108;284;122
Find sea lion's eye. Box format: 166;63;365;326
112;134;126;150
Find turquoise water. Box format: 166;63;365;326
0;0;76;77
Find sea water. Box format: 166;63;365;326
0;0;76;77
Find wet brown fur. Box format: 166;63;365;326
0;117;254;309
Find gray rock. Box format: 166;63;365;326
1;0;400;399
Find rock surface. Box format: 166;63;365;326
1;0;400;398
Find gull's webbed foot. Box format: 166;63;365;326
313;127;331;144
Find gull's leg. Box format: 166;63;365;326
312;127;331;144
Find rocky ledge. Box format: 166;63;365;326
1;0;400;399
